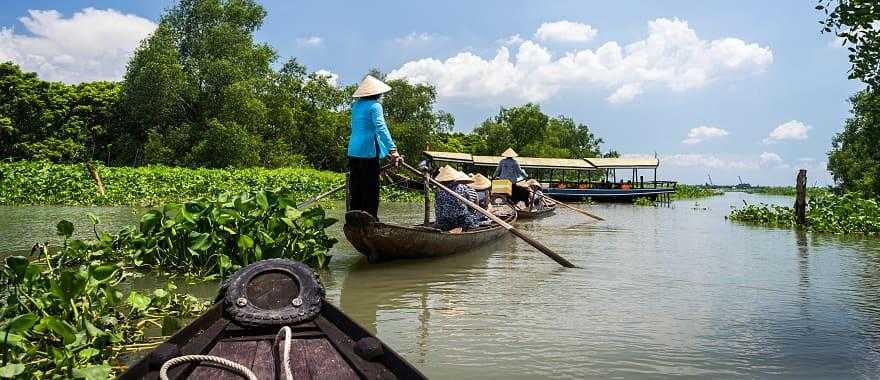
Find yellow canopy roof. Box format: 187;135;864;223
423;151;473;163
425;151;659;169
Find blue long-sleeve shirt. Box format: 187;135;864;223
493;157;527;183
348;99;396;158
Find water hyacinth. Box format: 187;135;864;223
729;193;880;235
0;161;420;207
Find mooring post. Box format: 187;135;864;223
795;169;807;225
86;161;106;196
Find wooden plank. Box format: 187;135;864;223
302;339;359;380
250;340;275;379
189;340;257;380
165;317;231;379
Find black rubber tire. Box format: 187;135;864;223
223;259;324;326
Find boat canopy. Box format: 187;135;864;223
424;151;659;170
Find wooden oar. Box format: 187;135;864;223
401;162;576;268
297;164;395;209
547;198;605;221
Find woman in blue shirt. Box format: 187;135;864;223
348;75;401;218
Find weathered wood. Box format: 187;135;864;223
249;340;275;379
795;169;807;225
86;161;105;196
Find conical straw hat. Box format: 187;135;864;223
353;75;392;98
454;169;474;184
468;173;491;190
501;148;518;158
434;165;459;182
516;178;542;188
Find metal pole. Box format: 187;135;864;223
423;170;431;225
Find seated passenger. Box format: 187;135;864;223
522;179;547;210
434;166;479;232
468;173;492;209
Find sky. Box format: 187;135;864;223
0;1;864;185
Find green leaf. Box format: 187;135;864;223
40;316;76;345
255;191;269;210
127;291;151;312
237;234;254;250
0;331;24;348
50;271;87;301
4;313;38;333
218;255;232;272
56;219;74;238
140;210;163;232
189;232;212;251
86;212;99;226
90;264;117;282
285;206;302;220
77;347;100;360
73;365;111;380
84;320;104;338
4;256;28;278
0;363;25;378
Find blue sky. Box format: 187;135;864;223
0;1;862;185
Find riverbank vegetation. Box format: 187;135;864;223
674;185;721;199
0;161;418;206
730;192;880;235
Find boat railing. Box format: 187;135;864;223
541;180;677;190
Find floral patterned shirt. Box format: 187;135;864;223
435;183;480;231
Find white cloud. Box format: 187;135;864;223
682;125;729;144
535;20;598;43
297;36;323;47
388;18;773;104
759;152;783;164
499;34;525;46
394;32;440;46
313;69;338;87
0;8;156;83
763;120;810;143
607;83;643;104
663;153;758;170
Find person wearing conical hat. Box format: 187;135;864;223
433;166;479;232
492;148;528;203
348;75;400;218
468;173;492;208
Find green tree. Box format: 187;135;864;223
819;0;880;87
827;89;880;196
117;0;275;167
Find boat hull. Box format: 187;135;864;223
515;204;556;220
343;210;514;262
119;302;424;380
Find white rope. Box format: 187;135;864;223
274;326;294;380
159;354;258;380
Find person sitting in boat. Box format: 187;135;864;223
468;173;492;208
434;166;479;232
492;148;528;203
523;179;551;210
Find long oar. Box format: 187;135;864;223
547;198;605;221
297;164;395;209
401;162;576;268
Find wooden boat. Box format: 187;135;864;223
343;206;516;262
120;259;425;380
515;203;557;220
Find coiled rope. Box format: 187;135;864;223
158;355;258;380
157;325;294;380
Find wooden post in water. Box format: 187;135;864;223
86;161;105;196
795;169;807;225
423;170;431;225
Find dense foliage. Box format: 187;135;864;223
819;0;880;88
0;252;206;379
0;161;416;206
827;89;880;197
674;185;721;199
729;193;880;234
0;63;120;164
746;186;832;198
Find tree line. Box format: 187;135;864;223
0;0;609;173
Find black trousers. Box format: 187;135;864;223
348;156;381;218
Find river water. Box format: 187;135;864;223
2;192;880;378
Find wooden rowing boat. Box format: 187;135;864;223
119;259;425;380
343;206;516;262
515;203;557;220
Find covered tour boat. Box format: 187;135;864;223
120;259;425;380
423;151;677;202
